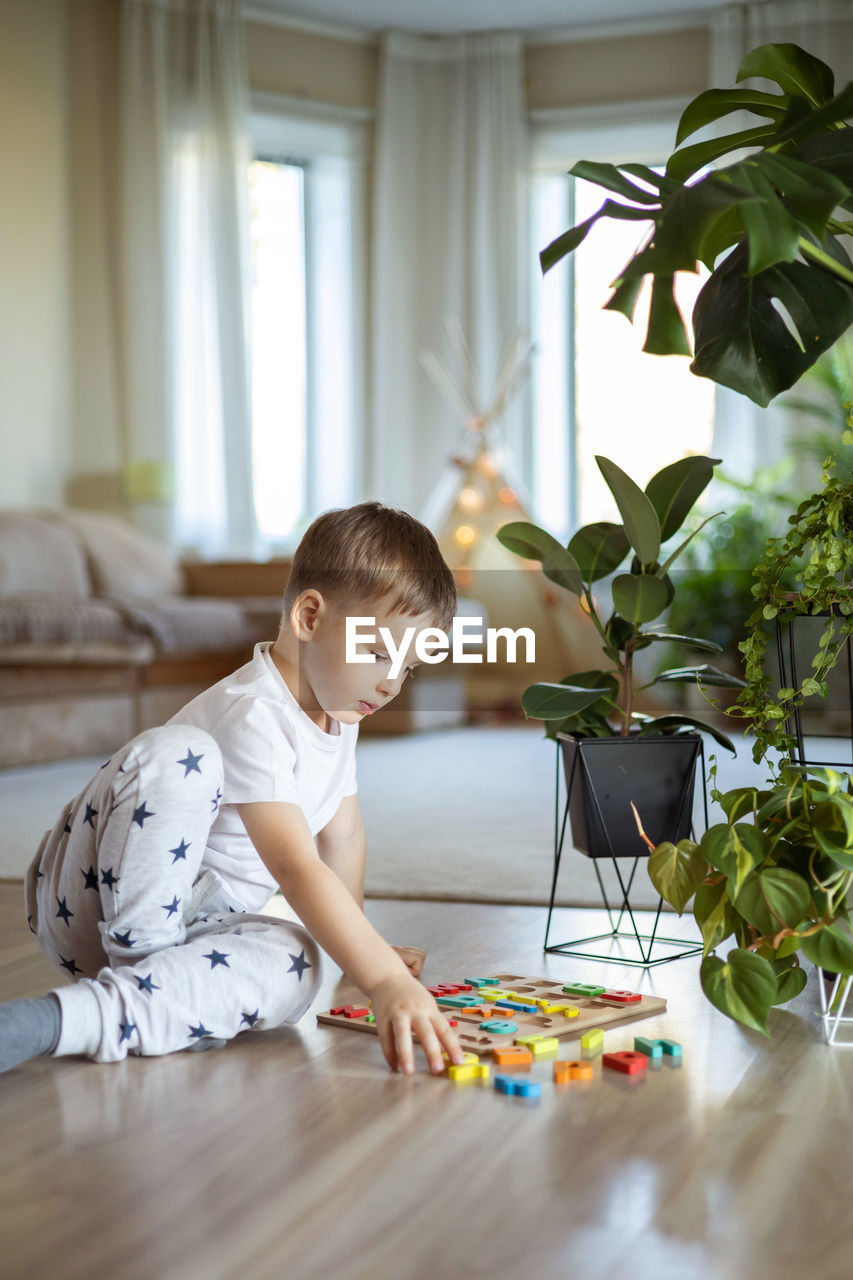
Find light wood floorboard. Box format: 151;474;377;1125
1;882;851;1280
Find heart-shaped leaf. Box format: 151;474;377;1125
702;823;768;895
596;457;661;566
800;921;853;975
735;867;810;934
694;880;739;955
700;948;777;1035
772;963;808;1005
648;839;707;914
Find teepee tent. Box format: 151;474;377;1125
419;322;602;705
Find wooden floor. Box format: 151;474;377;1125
2;881;852;1280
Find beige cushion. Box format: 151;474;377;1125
0;511;91;596
56;510;185;599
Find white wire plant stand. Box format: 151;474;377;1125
818;972;853;1047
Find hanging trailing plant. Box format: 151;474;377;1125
732;447;853;764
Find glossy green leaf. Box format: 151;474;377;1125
611;573;669;625
648;838;707;914
643;275;692;356
813;827;853;872
604;273;645;321
789;124;853;188
775;84;853;149
496;522;583;595
675;88;788;146
654;664;747;689
754;152;847;242
702;822;767;895
772;962;808;1005
637;714;736;755
694;880;739;955
700;948;777;1035
568;522;630;583
800;921;853;976
644;455;719;542
540;201;653;274
595;456;661;565
520;681;609;721
691;241;853;407
636;631;722;654
736;42;834;106
734;165;801;276
666;124;778;184
569;160;661;205
735;867;810;934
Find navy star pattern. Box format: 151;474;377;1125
112;929;135;948
241;1010;260;1027
55;896;74;927
170;838;190;864
287;950;311;981
178;748;204;777
81;865;99;892
101;867;119;890
135;973;160;994
132;801;155;829
188;1022;213;1041
83;802;98;828
59;955;81;976
211;787;222;813
119;1020;136;1044
162;896;181;917
203;949;230;970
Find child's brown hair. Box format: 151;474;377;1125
282;502;457;631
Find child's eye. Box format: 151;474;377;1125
371;651;391;664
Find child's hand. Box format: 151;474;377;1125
391;945;426;977
369;972;464;1075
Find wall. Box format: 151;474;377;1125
0;4;710;526
0;0;70;509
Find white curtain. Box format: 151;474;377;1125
370;33;529;518
708;1;853;483
120;0;255;557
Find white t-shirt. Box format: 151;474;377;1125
168;641;358;911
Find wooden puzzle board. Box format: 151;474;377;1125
317;973;666;1056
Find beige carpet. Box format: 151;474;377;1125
0;724;810;909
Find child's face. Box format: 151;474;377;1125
300;591;435;725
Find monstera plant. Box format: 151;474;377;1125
541;42;853;406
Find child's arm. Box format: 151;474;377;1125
316;797;426;976
238;800;463;1075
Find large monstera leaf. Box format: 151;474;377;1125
539;42;853;406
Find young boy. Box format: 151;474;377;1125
0;502;465;1077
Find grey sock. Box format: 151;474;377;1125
183;1037;227;1053
0;993;62;1073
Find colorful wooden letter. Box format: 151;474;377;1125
601;989;642;1004
480;1019;518;1034
554;1059;594;1083
603;1051;647;1076
492;1046;533;1067
581;1028;604;1053
562;983;606;998
634;1036;664;1059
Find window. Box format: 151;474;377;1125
530;105;716;542
248;98;368;554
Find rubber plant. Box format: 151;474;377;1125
540;42;853;407
496;452;744;752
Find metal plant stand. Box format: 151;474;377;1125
543;737;709;968
774;601;853;769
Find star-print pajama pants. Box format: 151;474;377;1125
23;725;321;1064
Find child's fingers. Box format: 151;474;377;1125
392;1015;415;1075
378;1021;400;1073
411;1015;445;1075
434;1014;464;1064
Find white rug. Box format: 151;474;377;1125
2;725;840;908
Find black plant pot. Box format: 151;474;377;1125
557;731;701;859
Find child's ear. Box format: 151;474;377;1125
291;590;326;641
